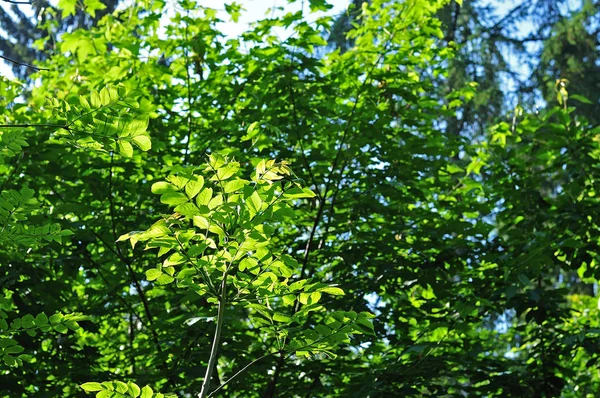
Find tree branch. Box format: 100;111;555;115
265;17;400;398
198;270;228;398
0;123;68;129
107;154;161;346
0;54;49;71
0;0;32;4
208;353;276;397
445;1;461;42
484;2;528;34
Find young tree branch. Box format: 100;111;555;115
198;271;228;398
0;54;49;71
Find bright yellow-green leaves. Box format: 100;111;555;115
1;312;86;367
115;154;373;364
0;187;73;247
57;0;77;17
58;0;106;18
118;155;323;294
81;381;175;398
44;85;152;158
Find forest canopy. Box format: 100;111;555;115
0;0;599;397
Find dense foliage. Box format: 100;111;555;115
1;0;599;397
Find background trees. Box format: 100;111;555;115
0;0;118;79
1;0;599;396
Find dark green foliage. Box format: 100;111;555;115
1;0;600;397
538;1;600;124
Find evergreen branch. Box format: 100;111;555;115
445;1;461;42
484;2;528;34
0;54;48;71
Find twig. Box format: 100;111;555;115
107;154;159;340
0;123;68;129
0;54;49;71
0;151;24;192
207;353;276;397
265;16;403;397
484;2;528;34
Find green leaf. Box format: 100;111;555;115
299;291;321;305
193;216;210;229
65;320;80;331
208;194;223;209
196;188;213;206
3;354;16;366
140;386;153;398
146;269;162;281
247;191;262;216
356;313;376;335
83;0;106;17
0;339;17;348
185;176;204;198
174;202;199;216
215;162;239;181
160;192;189;206
18;354;33;362
128;382;141;397
35;312;48;326
151;182;178;194
164;252;185;266
320;287;345;296
290;280;307;292
4;345;24;354
79;96;91;111
114;381;129;393
118;141;134;158
157;274;175;284
239;257;259;274
273;313;292;323
10;319;22;330
570;94;593;104
90;91;101;108
99;87;112;106
21;314;35;329
224;179;246;193
517;273;531;286
132;136;152;151
57;0;77;16
242;121;261;141
49;313;64;325
54;324;69;334
283;187;316;199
